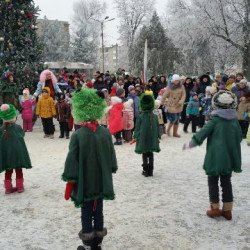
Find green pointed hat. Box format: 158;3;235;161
0;104;17;122
72;89;107;123
140;92;155;112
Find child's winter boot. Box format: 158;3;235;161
221;202;233;220
78;230;95;250
148;165;154;177
16;178;24;193
206;203;221;218
4;180;17;194
93;228;107;250
142;164;149;177
59;131;64;138
114;139;122;145
65;131;70;139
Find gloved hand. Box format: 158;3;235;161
130;139;136;145
247;143;250;147
182;140;197;151
64;182;75;200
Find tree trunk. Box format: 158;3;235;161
242;42;250;80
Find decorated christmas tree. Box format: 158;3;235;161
0;0;43;95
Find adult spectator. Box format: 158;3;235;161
161;74;186;137
231;79;250;104
124;76;135;97
94;75;107;91
153;75;167;99
180;77;194;124
33;70;61;99
197;74;211;98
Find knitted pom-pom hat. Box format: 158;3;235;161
140;93;155;112
212;90;237;110
0;104;17;122
72;89;106;123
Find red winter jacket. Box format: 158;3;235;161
109;103;124;134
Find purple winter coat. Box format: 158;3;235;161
21;99;36;120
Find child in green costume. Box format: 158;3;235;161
0;104;32;194
131;92;161;177
62;89;118;250
183;90;242;220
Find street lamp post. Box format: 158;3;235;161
91;16;115;73
101;20;105;73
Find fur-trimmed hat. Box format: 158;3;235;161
140;93;155;112
0;104;17;122
40;69;57;84
212;90;237;110
72;89;106;123
171;74;180;82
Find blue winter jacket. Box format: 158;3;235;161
186;97;200;116
127;94;140;118
200;96;212;116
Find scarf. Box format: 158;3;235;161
81;121;99;132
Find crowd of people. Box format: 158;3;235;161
0;67;250;250
0;68;249;141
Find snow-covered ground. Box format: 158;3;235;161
0;119;249;250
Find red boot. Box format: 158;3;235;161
206;203;221;218
16;178;24;193
4;180;17;194
221;202;233;220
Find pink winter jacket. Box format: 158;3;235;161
21;99;36;120
122;109;134;130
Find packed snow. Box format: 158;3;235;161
0;118;249;250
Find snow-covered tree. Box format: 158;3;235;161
131;12;179;76
166;0;250;77
39;17;70;62
71;28;97;64
114;0;154;48
71;0;106;65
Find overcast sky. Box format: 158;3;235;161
33;0;167;45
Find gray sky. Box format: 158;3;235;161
33;0;167;45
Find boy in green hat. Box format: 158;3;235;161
131;92;161;177
0;104;32;194
62;89;118;250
